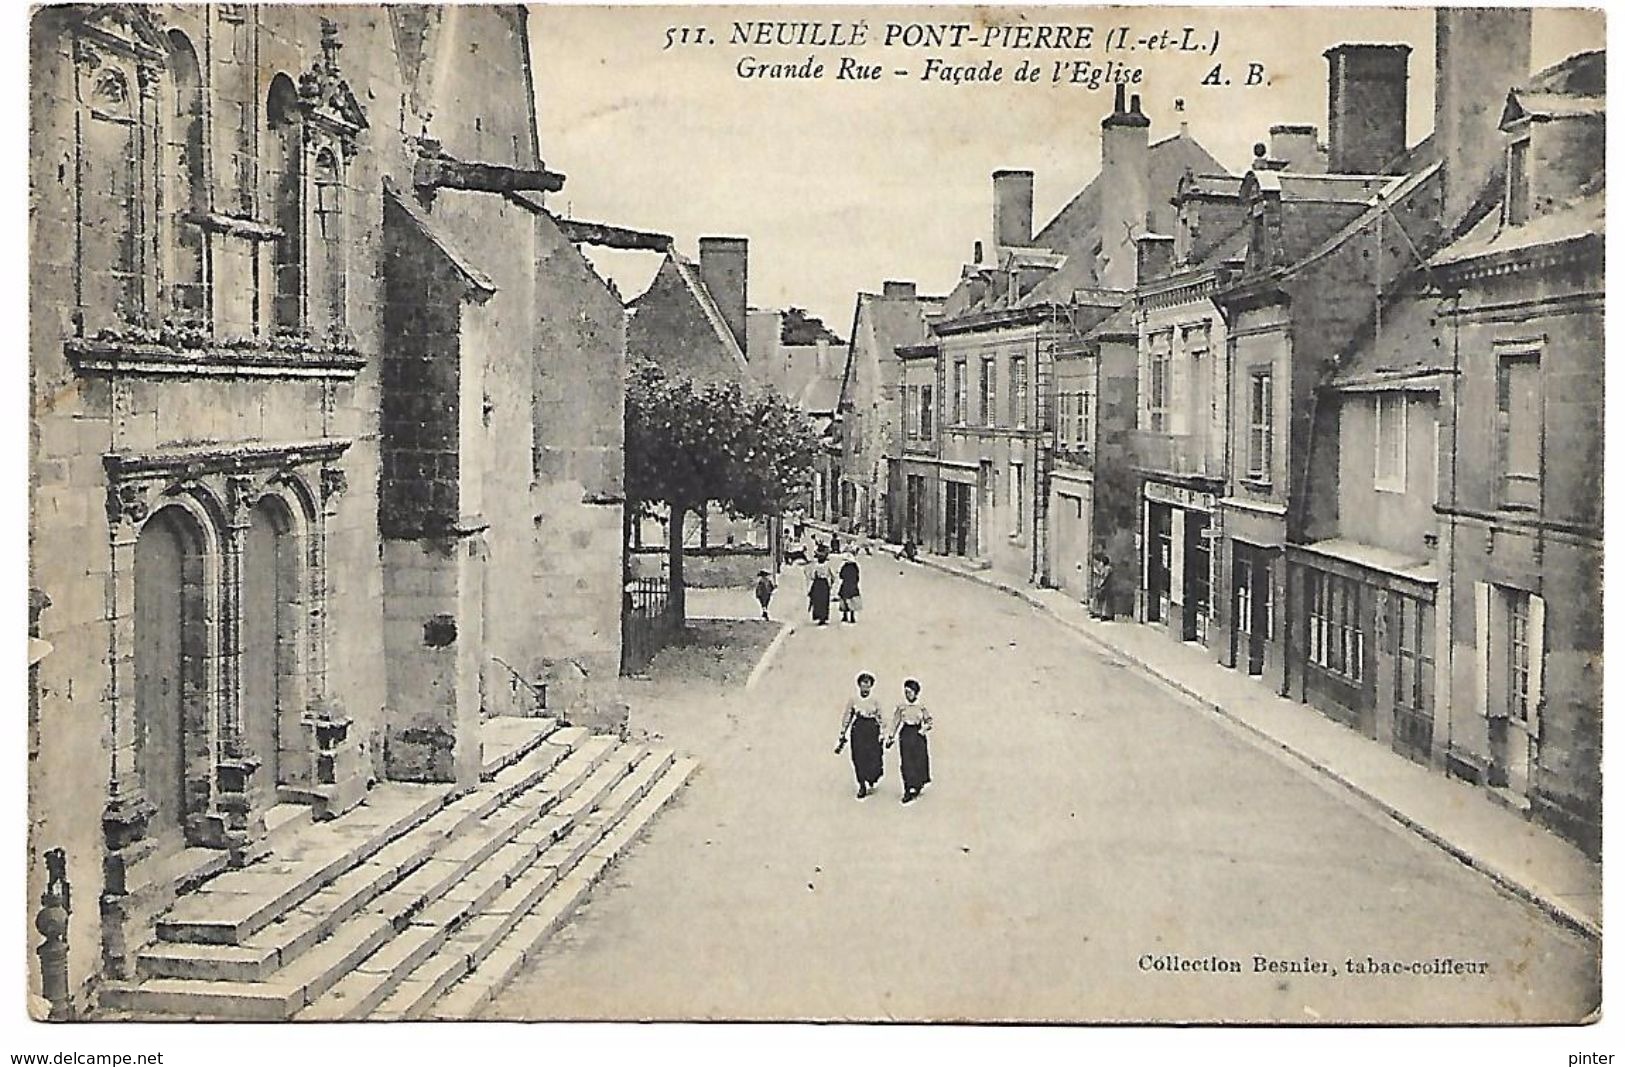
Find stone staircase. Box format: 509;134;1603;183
98;717;696;1020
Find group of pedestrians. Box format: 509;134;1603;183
803;544;862;627
835;673;933;804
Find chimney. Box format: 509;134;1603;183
1436;8;1532;228
993;169;1034;253
1135;233;1175;285
1269;124;1325;173
1324;44;1411;174
698;236;749;357
883;280;917;301
1099;84;1152;289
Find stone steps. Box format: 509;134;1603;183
99;724;695;1021
151;719;566;949
301;744;661;1021
428;757;698;1020
135;730;600;984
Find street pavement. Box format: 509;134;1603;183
486;560;1599;1023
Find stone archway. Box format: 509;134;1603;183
133;505;209;852
241;494;301;811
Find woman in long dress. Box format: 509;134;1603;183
887;678;933;804
806;552;833;626
835;671;885;799
837;554;862;624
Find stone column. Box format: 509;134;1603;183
100;481;169;980
304;463;366;818
205;474;266;865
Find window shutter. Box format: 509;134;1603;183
1138;347;1151;430
1528;594;1546;740
1475;582;1495;719
1170;346;1189;436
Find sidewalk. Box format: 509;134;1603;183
911;548;1602;940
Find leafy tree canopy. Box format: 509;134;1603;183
625;360;819;519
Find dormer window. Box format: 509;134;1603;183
1506;137;1531;226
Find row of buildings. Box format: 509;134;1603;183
827;10;1603;856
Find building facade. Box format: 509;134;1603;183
29;3;628;1004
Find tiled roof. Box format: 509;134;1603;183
1329;289;1450;389
1429;188;1604;268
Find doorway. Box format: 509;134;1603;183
134;506;207;851
242;497;300;811
945;482;971;557
1232;545;1271;676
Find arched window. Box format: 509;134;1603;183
164;30;206;317
82;66;142;325
311;146;346;335
266;74;303;332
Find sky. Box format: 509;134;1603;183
530;6;1601;331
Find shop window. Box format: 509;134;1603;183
1306;571;1364;683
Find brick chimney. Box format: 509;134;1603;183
698;236;749;357
883;280;917;301
1436;8;1531;228
1324;44;1411;174
1269;124;1325;173
1135;233;1175;285
1099;85;1152;289
993;169;1034;254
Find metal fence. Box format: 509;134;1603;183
621;574;674;675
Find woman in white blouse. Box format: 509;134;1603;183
886;678;933;804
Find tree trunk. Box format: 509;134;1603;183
667;504;687;629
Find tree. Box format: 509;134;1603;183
625;360;819;625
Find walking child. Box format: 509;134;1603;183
754;570;776;620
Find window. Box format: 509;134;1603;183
1011;463;1024;536
1394;594;1434;714
1497;352;1540;509
980;357;997;427
1374;393;1407;492
1078;382;1095;450
312;146;347;333
1506;138;1531;227
953;362;968;424
1057;393;1074;448
164;31;206;317
1010;356;1028;428
1507;591;1531;723
81;64;143;326
1306;571;1364;683
920;384;933;441
1247;368;1274;484
220;11;257;215
1147;334;1171;432
267;75;303;332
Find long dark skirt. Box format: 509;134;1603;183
848;716;883;787
899;724;931;794
809;576;831;623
